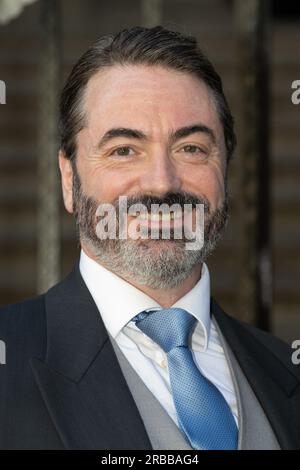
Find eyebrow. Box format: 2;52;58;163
95;123;216;151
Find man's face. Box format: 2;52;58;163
59;64;228;288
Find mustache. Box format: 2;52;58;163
110;191;211;215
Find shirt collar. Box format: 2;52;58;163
79;248;211;350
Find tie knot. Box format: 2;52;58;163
133;307;197;353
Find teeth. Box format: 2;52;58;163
137;212;183;221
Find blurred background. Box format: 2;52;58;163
0;0;299;342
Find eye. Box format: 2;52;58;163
110;146;135;156
181;144;207;155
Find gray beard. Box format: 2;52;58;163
72;166;229;289
82;234;205;289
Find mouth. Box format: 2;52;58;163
131;209;194;229
137;211;184;221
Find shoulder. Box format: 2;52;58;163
232;313;291;354
233;315;300;384
0;295;47;358
0;294;46;327
212;300;300;382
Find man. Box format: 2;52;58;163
0;25;299;450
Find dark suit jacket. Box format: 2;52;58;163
0;260;300;450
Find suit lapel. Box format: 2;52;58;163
211;299;300;450
30;262;152;450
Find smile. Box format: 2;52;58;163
136;212;185;221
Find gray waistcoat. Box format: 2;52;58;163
108;318;280;450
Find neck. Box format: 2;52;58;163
124;264;202;308
81;244;202;308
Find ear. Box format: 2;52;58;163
58;150;74;214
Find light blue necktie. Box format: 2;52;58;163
133;307;238;450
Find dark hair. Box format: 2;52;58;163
59;25;236;163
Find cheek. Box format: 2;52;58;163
208;171;225;195
192;167;225;207
83;168;135;204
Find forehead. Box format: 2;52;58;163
82;64;222;136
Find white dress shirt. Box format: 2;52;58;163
79;249;239;428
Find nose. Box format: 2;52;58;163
139;150;182;197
